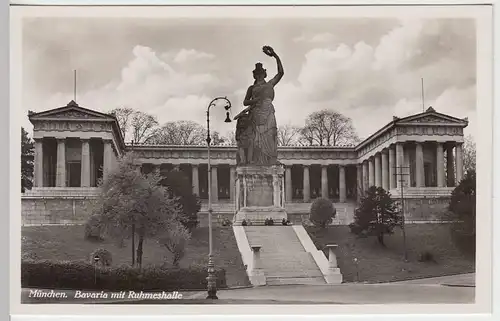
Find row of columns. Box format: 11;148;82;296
284;165;347;203
33;138;115;188
162;163;349;204
359;142;464;192
189;165;236;203
156;163;349;203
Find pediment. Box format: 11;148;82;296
28;101;115;121
397;110;468;126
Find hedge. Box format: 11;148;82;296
22;260;227;291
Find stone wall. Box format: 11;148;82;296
22;196;452;226
22;197;236;227
402;197;451;222
22;198;93;225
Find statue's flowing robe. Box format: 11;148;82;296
248;81;278;165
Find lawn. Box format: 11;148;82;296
22;225;250;288
306;224;475;283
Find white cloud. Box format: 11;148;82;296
173;48;215;64
294;32;336;44
23;19;476;144
373;20;424;70
271;19;475;141
28;46;221;118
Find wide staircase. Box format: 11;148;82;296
244;226;326;285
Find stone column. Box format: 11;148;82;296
436;143;445;187
34;138;44;187
415;142;424;187
404;147;411;187
368;158;375;187
362;161;368;193
192;164;200;195
229;166;236;202
80;139;91;187
285;166;293;202
447;144;455;187
396;143;404;189
455;143;464;183
339;165;346;202
326;244;338;268
273;172;281;207
303;165;310;202
56;138;66;187
374;153;381;187
324;244;343;284
321;165;328;199
250;246;266;286
356;164;363;201
102;139;113;181
381;150;389;190
211;166;219;202
388;146;396;189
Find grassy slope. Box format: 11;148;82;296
22;226;250;288
306;224;475;283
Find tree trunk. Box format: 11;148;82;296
377;233;385;247
136;234;144;269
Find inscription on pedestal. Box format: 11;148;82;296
246;175;273;207
234;165;287;225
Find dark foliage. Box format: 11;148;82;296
21;260;227;291
160;169;201;231
349;186;400;246
21;127;34;193
310;198;336;228
448;170;476;257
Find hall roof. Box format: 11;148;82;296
28;100;126;150
354;106;469;151
28;104;468;151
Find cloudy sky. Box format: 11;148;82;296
22;17;477;141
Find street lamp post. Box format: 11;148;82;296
206;96;232;300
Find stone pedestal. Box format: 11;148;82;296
324;244;343;284
249;245;266;286
234;165;287;225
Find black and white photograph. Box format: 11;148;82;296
10;3;493;315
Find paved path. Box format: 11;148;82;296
188;283;474;304
387;273;475;287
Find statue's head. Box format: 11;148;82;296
252;62;267;81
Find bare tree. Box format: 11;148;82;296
277;124;300;146
211;131;226;145
225;131;237;146
463;134;476;175
149;120;205;145
110;107;135;141
298;125;315;146
299;109;360;146
131;112;160;144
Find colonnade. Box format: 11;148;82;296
33;137;115;188
358;141;463;192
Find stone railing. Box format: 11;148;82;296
22;187;101;199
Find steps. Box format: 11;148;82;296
244;226;326;285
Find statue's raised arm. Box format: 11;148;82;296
263;46;284;87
